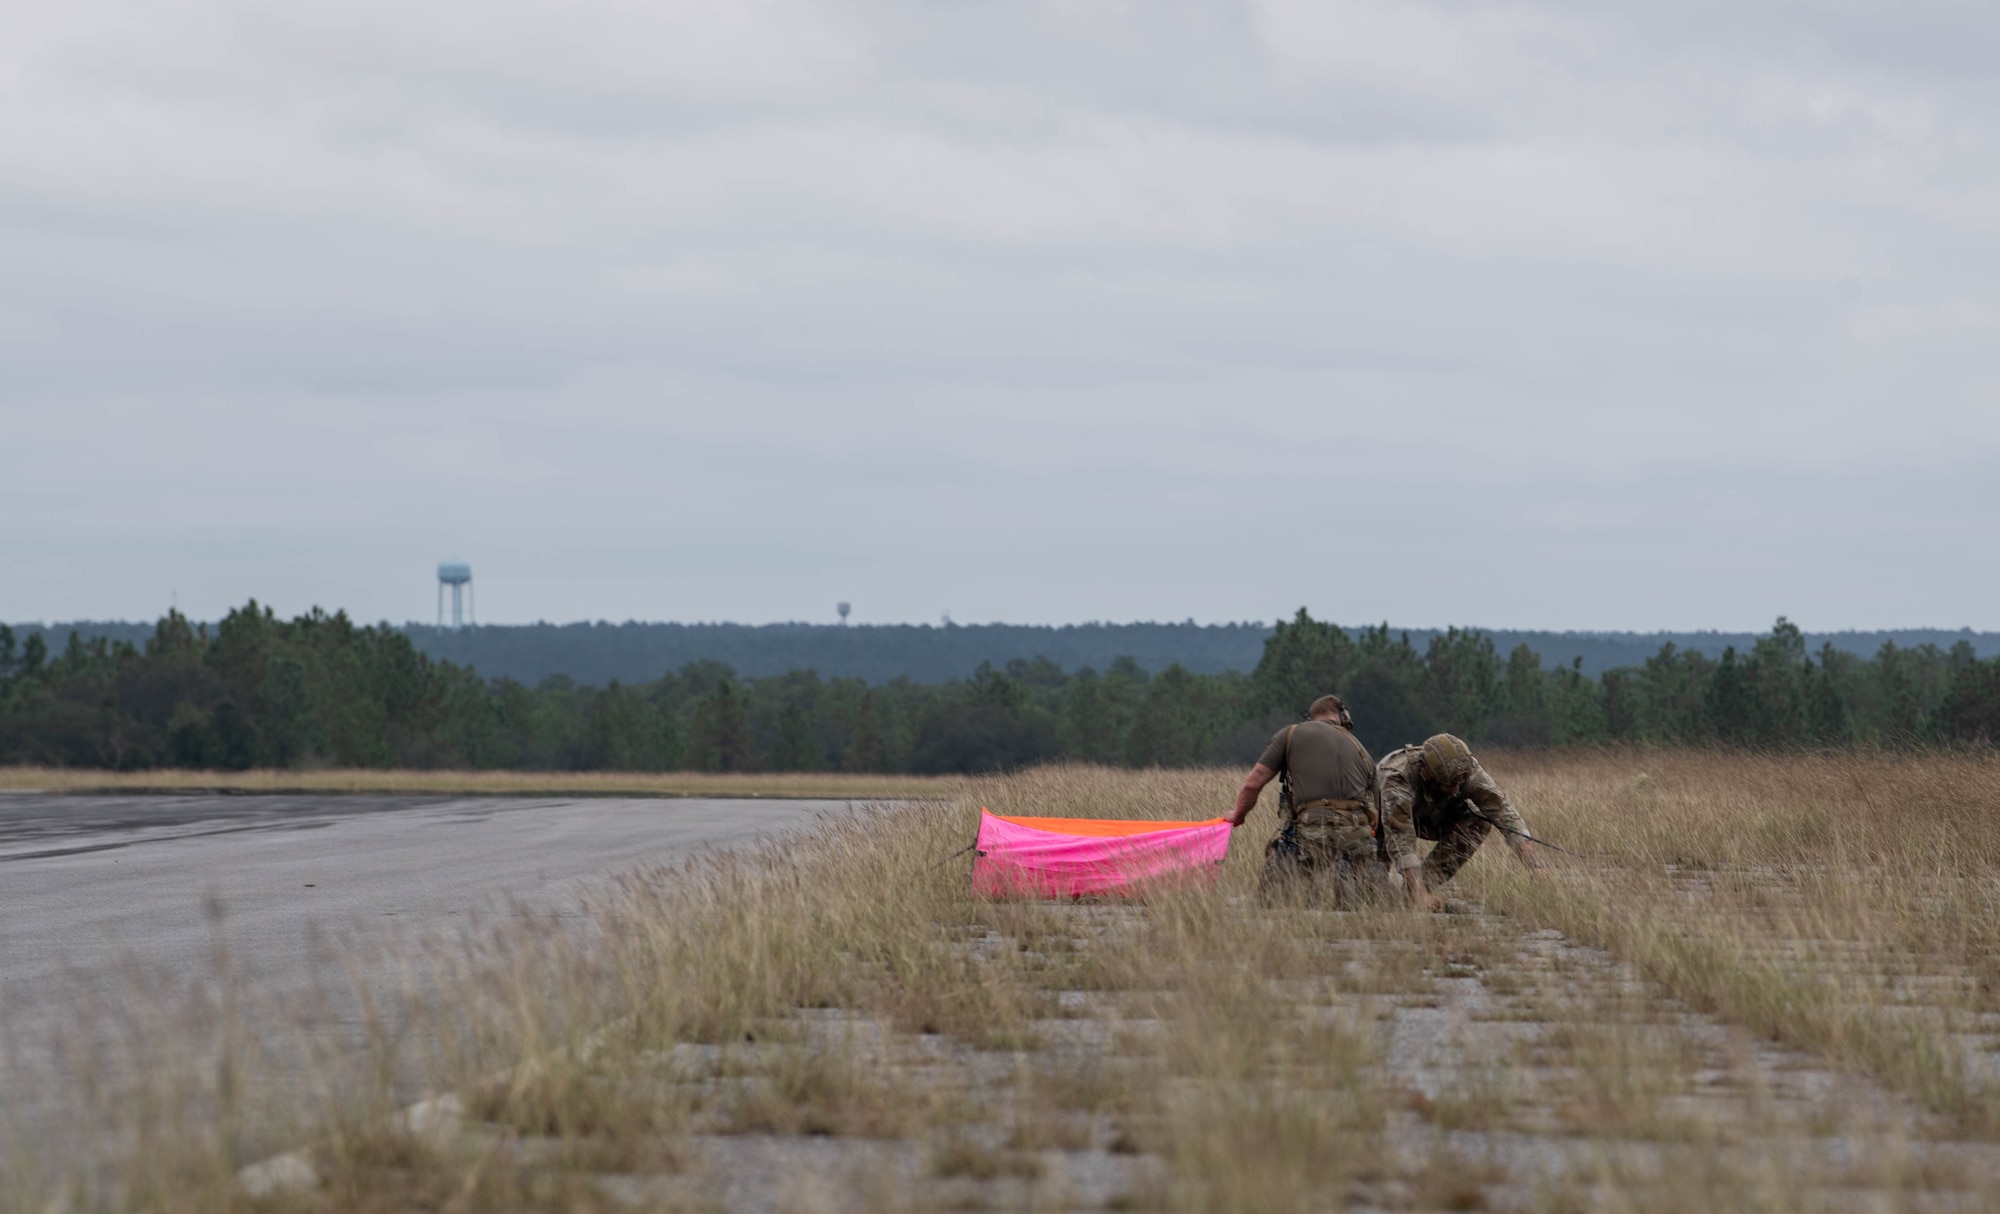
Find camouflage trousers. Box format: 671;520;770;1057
1414;808;1494;887
1259;805;1392;907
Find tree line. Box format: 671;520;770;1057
24;616;2000;686
406;619;1273;686
4;604;1999;773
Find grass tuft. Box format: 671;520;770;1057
14;752;2000;1210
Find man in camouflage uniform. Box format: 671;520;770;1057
1226;694;1394;905
1378;733;1545;911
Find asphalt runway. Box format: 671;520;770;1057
0;792;847;1122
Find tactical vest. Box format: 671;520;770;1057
1276;723;1375;842
1387;743;1472;834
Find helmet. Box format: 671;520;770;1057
1419;734;1473;787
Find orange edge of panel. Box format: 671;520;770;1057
980;809;1228;837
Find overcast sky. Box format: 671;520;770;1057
4;1;1996;632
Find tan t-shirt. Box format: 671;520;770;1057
1255;719;1377;807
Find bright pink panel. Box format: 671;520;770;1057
971;810;1232;899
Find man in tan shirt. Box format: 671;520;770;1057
1226;694;1394;904
1378;734;1545;910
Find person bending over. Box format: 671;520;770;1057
1378;734;1546;911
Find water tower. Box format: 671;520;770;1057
837;601;851;626
437;560;474;630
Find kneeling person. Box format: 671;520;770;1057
1226;695;1390;904
1379;734;1544;909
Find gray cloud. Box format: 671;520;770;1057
3;0;1996;632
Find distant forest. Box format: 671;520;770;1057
19;618;2000;685
5;605;2000;773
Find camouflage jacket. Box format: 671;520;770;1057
1376;745;1535;872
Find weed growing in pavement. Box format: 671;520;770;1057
10;753;2000;1211
1471;748;2000;1134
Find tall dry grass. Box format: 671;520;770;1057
10;753;2000;1211
1470;748;2000;1130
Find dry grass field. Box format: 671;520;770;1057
12;750;2000;1212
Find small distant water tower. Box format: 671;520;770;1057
437;560;474;630
837;601;851;626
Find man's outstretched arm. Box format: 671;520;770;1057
1227;764;1277;827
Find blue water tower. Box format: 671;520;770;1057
437;560;473;630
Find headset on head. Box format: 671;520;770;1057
1303;696;1354;730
